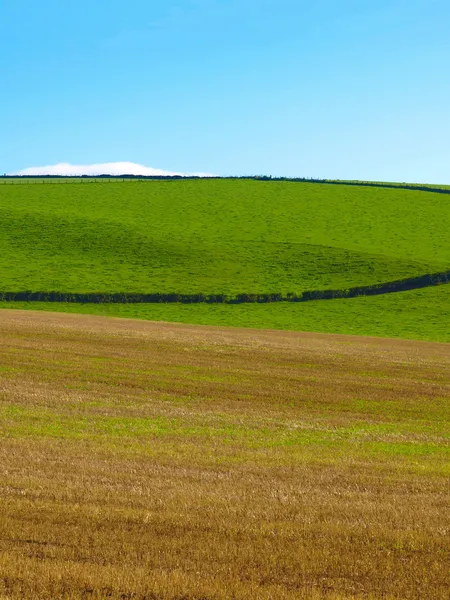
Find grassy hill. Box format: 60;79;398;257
1;179;449;294
1;178;449;340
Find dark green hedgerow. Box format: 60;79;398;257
1;269;449;304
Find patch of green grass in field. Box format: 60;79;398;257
1;179;449;295
2;283;449;342
2;404;447;468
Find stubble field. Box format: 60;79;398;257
0;310;448;599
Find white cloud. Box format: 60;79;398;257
10;162;213;177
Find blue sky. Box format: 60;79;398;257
1;0;449;182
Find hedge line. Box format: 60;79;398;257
1;175;450;195
0;291;285;303
1;270;449;304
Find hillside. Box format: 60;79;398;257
1;179;449;295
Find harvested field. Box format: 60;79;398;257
0;310;449;599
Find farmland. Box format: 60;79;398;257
1;177;449;340
1;282;450;342
1;178;449;599
0;310;449;599
1;179;449;296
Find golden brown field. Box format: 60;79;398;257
0;310;449;599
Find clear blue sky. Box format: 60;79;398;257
2;0;449;182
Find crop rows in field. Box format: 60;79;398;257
0;310;449;599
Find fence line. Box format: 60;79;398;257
0;179;142;184
0;177;449;195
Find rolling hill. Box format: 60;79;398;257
0;178;449;340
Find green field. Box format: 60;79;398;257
1;178;449;340
2;283;449;342
1;179;449;293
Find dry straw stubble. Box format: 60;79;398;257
0;310;449;599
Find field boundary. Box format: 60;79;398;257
1;269;449;304
1;175;449;195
